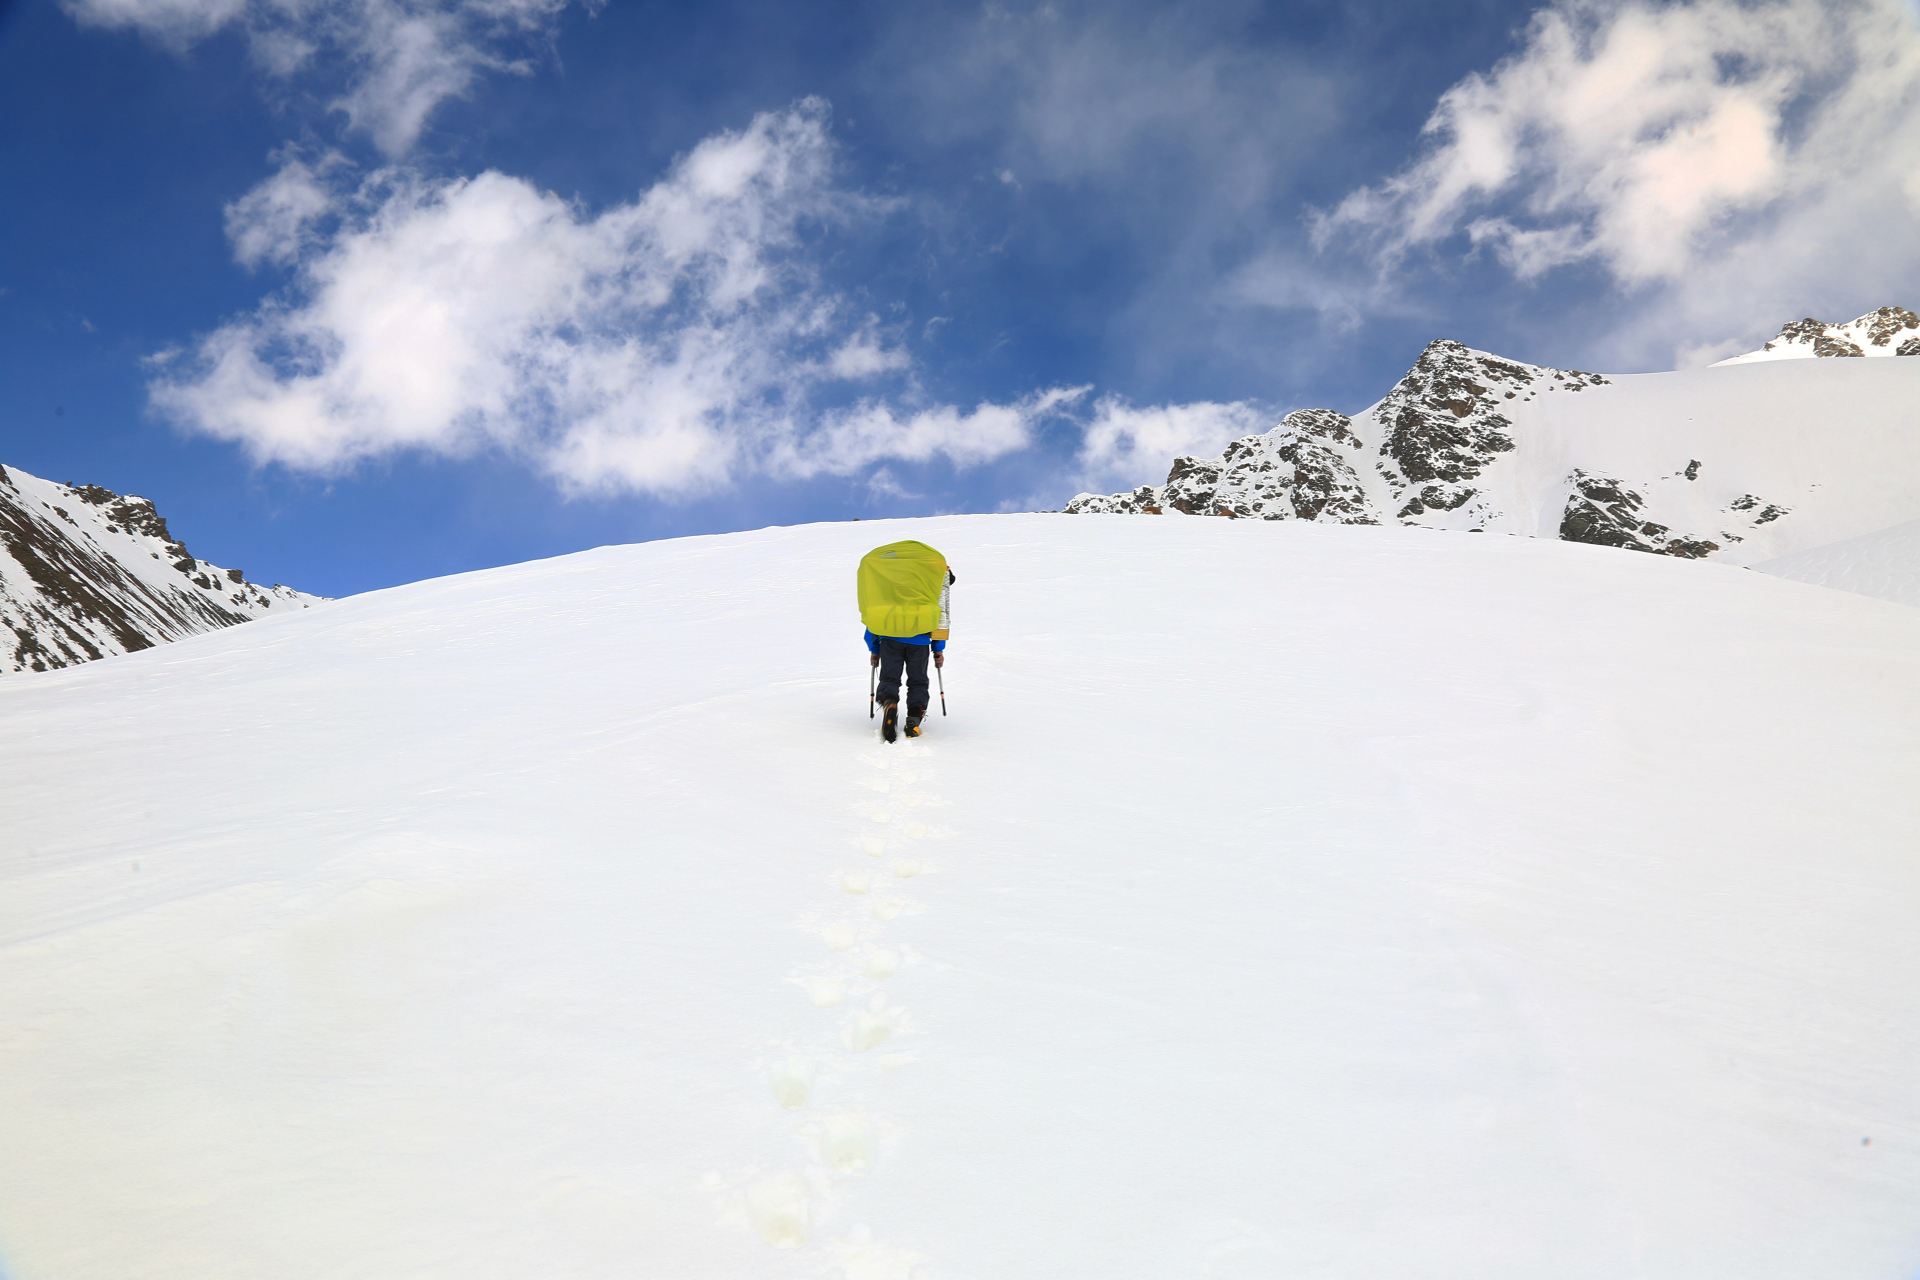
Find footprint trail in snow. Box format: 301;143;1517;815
733;727;952;1275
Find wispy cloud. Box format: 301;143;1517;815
225;151;347;267
63;0;573;154
152;101;1077;496
874;2;1351;382
775;387;1088;483
1313;0;1920;356
1072;394;1269;493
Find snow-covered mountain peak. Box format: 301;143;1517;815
1067;330;1920;582
0;462;324;675
1715;306;1920;363
1370;338;1610;522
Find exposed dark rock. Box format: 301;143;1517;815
1064;485;1165;515
1760;308;1915;358
1773;317;1866;357
1559;470;1719;559
1069;408;1377;523
1397;486;1475;519
1277;409;1374;524
1371;339;1607;519
1863;306;1919;347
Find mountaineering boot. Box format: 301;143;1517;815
904;709;924;738
881;701;899;743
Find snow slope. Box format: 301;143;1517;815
0;462;322;675
1067;341;1920;566
1752;517;1920;609
2;515;1917;1280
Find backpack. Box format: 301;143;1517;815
857;541;947;638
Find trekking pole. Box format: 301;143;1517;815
869;660;876;719
936;658;947;715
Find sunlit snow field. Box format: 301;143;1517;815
2;514;1916;1279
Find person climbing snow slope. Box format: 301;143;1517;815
858;540;952;743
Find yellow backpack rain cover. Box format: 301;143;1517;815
858;541;947;638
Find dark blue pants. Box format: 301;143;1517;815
875;638;930;714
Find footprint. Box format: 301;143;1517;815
867;810;892;824
831;1228;923;1277
860;837;886;858
840;873;872;895
746;1172;812;1247
769;1057;816;1110
891;860;920;879
870;898;903;921
866;947;901;979
901;794;926;808
900;822;928;839
849;997;897;1051
801;976;846;1006
821;922;857;951
817;1112;879;1174
865;779;890;793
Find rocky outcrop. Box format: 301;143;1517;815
1282;410;1376;523
1066;408;1376;523
0;463;323;675
1559;471;1719;558
1720;306;1920;363
1372;339;1607;522
1067;485;1166;515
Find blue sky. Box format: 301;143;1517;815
2;0;1916;596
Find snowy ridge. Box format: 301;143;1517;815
1715;306;1920;363
0;462;323;675
1067;335;1920;570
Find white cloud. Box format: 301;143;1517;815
864;467;919;501
225;152;344;268
826;325;912;380
66;0;246;44
63;0;570;155
1073;394;1269;492
1318;0;1920;289
774;387;1087;481
153;102;1066;497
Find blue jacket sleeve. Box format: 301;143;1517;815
864;629;879;654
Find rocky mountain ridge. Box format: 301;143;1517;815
0;462;323;675
1067;314;1920;567
1716;306;1920;363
